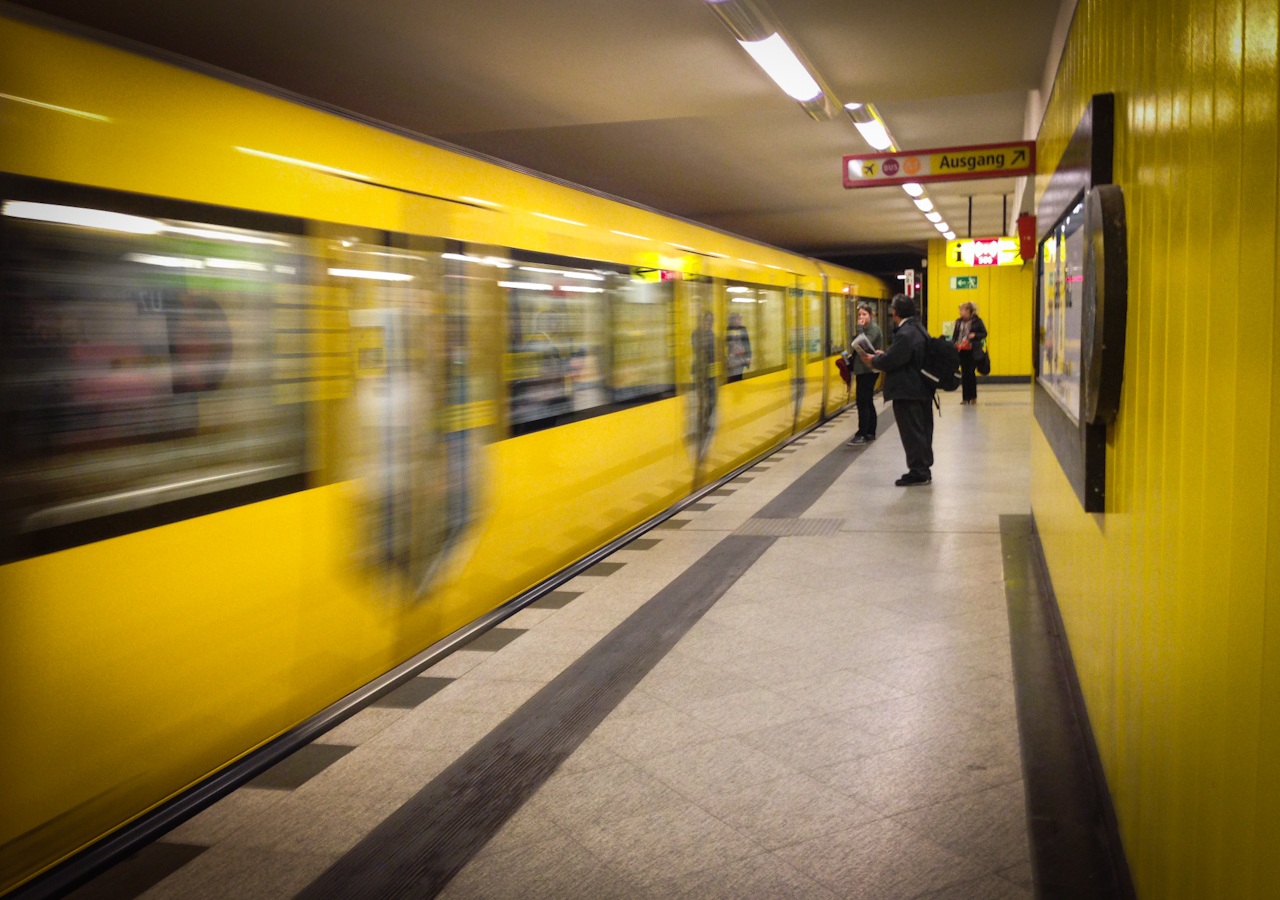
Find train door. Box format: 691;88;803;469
788;283;805;432
313;226;488;600
682;276;717;476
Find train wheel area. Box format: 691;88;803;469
46;384;1128;900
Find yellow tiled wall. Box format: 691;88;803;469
925;239;1034;376
1032;0;1280;896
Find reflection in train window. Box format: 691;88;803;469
0;198;308;549
725;283;786;380
501;262;673;436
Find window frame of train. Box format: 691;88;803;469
498;248;675;438
0;174;311;564
722;279;788;381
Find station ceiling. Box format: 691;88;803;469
12;0;1069;259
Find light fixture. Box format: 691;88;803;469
844;103;895;151
902;183;925;198
704;0;837;120
913;198;934;212
738;33;821;102
944;231;957;240
926;212;942;223
934;222;949;233
4;200;162;234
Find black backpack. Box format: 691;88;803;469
912;322;961;392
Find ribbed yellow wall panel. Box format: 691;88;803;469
925;239;1033;377
1031;0;1280;895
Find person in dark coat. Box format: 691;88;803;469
951;301;988;405
847;303;882;444
858;294;933;486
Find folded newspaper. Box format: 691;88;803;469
851;333;878;355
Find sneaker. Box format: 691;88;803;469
894;472;932;486
847;434;869;445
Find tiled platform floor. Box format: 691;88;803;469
73;385;1034;900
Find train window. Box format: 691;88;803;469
805;290;824;362
0;196;308;557
724;283;786;380
501;259;672;436
611;278;674;403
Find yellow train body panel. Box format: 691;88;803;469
0;14;884;892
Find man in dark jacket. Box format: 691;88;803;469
857;294;933;486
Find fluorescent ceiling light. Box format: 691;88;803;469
125;253;203;269
442;252;511;268
738;33;822;102
611;230;652;241
531;212;586;227
4;200;162;234
498;281;553;290
926;212;943;223
913;198;933;212
902;183;924;198
854;118;892;151
843;102;863;111
0;92;109;122
934;222;949;233
236;146;370;182
944;231;957;240
328;268;413;281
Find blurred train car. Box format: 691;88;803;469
0;12;887;893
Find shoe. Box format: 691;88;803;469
895;472;932;486
847;434;869;445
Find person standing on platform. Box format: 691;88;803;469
858;293;933;486
951;301;988;405
847;303;882;444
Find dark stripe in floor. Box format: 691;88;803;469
753;406;897;519
1000;515;1135;900
296;535;777;900
64;843;207;900
247;743;354;791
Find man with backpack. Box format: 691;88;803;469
856;293;935;486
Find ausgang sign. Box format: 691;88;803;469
842;141;1036;189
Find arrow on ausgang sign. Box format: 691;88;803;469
842;140;1036;189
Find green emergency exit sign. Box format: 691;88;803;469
950;275;979;290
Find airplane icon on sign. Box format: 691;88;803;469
863;162;877;176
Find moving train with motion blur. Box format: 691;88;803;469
0;11;888;894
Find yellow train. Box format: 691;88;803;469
0;12;887;894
